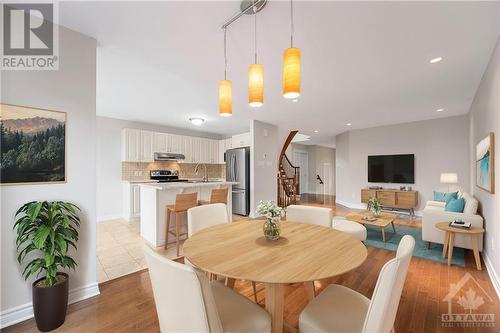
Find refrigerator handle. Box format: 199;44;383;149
233;154;237;181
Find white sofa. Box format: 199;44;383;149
422;192;484;251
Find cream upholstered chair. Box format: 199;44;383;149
332;216;367;242
187;203;259;303
299;235;415;333
144;245;271;333
286;205;332;227
187;203;229;237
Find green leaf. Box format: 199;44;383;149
54;234;67;256
33;225;51;249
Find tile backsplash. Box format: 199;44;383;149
122;162;225;181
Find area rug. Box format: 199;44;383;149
364;224;465;267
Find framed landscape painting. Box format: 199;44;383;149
0;104;66;185
476;132;495;194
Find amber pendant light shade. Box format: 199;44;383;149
283;47;301;99
248;63;264;107
219;80;232;116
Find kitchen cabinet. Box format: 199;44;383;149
121;128;141;162
123;128;230;164
232;132;251;148
140;131;154;162
123;182;141;221
218;138;232;163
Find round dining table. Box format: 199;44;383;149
183;220;367;333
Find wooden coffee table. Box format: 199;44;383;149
345;211;397;242
435;222;485;270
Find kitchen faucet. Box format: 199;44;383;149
194;163;208;182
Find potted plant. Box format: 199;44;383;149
367;197;382;217
14;201;80;332
256;200;286;240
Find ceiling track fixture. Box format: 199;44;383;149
218;0;300;115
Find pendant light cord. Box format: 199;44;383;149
223;27;227;80
290;0;294;47
254;0;257;64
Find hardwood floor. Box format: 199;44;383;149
5;195;500;333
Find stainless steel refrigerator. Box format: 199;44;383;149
225;147;250;215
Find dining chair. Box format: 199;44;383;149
144;245;271;333
165;192;198;256
199;187;229;205
286;205;332;227
299;235;415;333
187;203;260;303
333;216;367;242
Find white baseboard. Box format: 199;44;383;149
335;199;423;217
97;214;123;222
0;282;100;329
482;251;500;301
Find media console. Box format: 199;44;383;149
361;188;418;217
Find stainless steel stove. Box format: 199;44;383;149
150;170;188;183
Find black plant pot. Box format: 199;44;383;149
32;273;69;332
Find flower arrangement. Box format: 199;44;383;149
367;197;382;217
256;201;286;240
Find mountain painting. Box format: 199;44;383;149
476;132;495;194
1;104;66;184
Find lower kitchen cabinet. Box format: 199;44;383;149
123;182;141;221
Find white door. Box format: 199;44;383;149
293;151;309;194
322;163;332;195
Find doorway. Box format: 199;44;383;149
293;150;309;194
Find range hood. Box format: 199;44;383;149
154;152;185;161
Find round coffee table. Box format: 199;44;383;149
435;222;485;270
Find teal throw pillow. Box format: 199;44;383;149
445;198;465;213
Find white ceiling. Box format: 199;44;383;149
59;1;500;146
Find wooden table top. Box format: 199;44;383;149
345;211;396;227
183;220;367;284
435;222;485;235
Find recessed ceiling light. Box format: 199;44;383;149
429;57;443;64
346;123;352;126
436;108;444;112
314;130;319;133
292;99;298;103
189;117;205;126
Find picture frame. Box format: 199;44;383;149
476;132;495;194
0;103;67;185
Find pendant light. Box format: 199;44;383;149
283;0;301;99
248;1;264;107
219;27;232;117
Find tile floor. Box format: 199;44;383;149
97;214;248;283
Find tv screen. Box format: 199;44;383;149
368;154;415;184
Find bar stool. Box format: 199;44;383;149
198;187;228;205
165;192;198;256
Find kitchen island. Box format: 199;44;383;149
139;181;238;247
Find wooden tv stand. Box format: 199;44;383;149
361;188;418;217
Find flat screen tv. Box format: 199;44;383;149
368;154;415;184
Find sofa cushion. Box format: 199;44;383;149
462;193;479;215
445;198;465;213
433;191;458;202
426;200;446;209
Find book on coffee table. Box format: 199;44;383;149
449;220;471;229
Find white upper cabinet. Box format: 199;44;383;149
232;132;251;148
153;132;168;153
122;128;141;162
123;128;229;164
140;131;154;162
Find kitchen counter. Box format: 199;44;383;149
140;180;237;247
139;180;239;190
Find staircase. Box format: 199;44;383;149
277;131;300;207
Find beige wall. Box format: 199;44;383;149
336;115;470;212
469;36;500;291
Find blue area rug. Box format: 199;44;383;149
364;224;465;267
